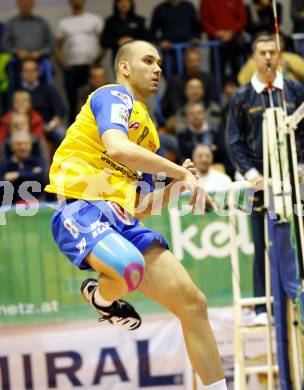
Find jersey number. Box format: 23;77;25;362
137;127;149;145
63;218;80;239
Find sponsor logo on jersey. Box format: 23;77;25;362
129;120;140;130
76;237;87;254
110;90;133;109
90;221;111;238
110;104;129;127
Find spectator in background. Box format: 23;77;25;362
150;0;201;49
2;0;53;61
101;0;148;63
200;0;247;77
177;102;217;161
18;58;66;147
1;111;49;163
192;144;232;193
166;78;221;134
0;130;45;205
78;65;108;110
246;0;282;37
291;0;304;33
162;48;217;120
238;35;304;85
55;0;104;124
0;90;44;143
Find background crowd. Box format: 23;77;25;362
0;0;304;204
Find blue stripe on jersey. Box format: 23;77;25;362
90;85;134;136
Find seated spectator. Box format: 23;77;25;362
2;112;49;164
192;144;232;193
2;0;53;61
246;0;282;36
200;0;247;77
150;0;201;49
291;0;304;33
78;65;108;110
0;130;46;205
18;58;65;147
160;102;218;161
167;78;221;133
162;48;217;121
177;102;217;161
101;0;148;63
0;90;44;143
55;0;104;124
238;35;304;85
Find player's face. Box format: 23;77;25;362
128;44;162;99
253;41;280;74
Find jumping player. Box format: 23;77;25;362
45;40;226;389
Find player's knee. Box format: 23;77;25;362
92;233;145;293
179;285;208;320
123;250;145;292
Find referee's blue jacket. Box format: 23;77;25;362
227;76;304;175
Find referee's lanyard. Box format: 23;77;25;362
260;87;285;111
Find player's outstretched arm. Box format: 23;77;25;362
102;130;216;215
102;129;189;180
135;159;215;219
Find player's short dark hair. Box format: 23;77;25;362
114;40;157;73
251;34;277;53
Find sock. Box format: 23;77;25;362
93;288;113;308
204;379;227;389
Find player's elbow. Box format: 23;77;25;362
106;145;126;161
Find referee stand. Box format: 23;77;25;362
228;182;278;390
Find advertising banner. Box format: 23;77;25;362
0;309;272;390
0;314;186;390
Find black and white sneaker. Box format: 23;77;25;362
80;278;142;330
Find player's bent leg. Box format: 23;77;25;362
81;231;145;330
140;243;225;387
86;251;129;301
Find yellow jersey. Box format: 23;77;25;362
45;84;160;215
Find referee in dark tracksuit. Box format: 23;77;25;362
227;34;304;324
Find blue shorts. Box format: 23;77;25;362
51;199;169;271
